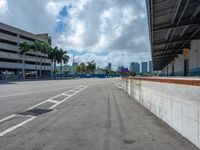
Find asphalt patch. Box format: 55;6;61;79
18;108;53;116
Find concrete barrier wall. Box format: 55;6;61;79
122;78;200;148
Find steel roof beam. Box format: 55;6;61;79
154;39;193;45
153;19;200;32
153;53;175;57
191;4;200;19
156;0;190;70
153;48;180;53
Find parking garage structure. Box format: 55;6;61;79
0;22;52;79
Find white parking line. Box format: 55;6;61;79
70;89;78;92
50;86;88;109
0;85;88;137
60;93;70;96
0;116;36;137
0;92;33;98
113;82;122;89
0;114;16;123
0;86;84;98
26;88;75;110
47;99;59;104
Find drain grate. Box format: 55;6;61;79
18;108;53;116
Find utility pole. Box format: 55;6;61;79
72;54;75;77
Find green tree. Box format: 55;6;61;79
19;42;30;79
52;69;59;77
49;46;59;78
80;62;86;74
63;54;69;66
57;49;69;76
39;42;52;78
42;42;52;56
31;41;44;78
86;60;96;73
76;65;81;74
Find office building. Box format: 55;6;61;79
149;61;153;73
117;66;124;72
107;63;111;71
72;62;78;74
141;62;147;73
0;22;52;79
130;62;140;73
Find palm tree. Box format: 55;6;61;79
63;54;69;66
39;42;52;78
48;47;69;78
80;62;86;74
86;60;96;74
19;42;30;79
31;41;43;78
57;48;67;76
43;43;52;56
49;46;59;78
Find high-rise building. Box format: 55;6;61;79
72;62;78;74
130;62;140;73
141;62;147;73
149;61;153;73
117;66;124;72
0;22;52;79
108;63;111;71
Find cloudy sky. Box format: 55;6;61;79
0;0;151;70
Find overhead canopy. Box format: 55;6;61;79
146;0;200;70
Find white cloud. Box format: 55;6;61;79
67;19;85;45
56;0;150;55
0;0;8;14
46;1;59;16
0;0;151;68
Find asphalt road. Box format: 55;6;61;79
0;78;197;150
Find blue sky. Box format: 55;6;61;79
55;5;69;33
0;0;151;70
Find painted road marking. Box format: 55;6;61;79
0;114;16;123
60;93;71;96
0;115;36;137
0;85;88;137
113;81;122;89
25;87;77;110
47;99;59;104
0;86;82;98
50;86;88;109
26;85;86;111
0;92;33;98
